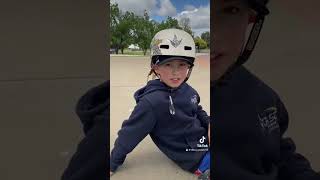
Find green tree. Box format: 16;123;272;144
110;3;135;54
132;11;155;55
179;17;194;37
200;31;210;48
194;36;207;50
156;16;181;33
110;3;120;52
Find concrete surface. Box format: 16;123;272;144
110;55;210;179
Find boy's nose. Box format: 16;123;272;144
171;66;179;74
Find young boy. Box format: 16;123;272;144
110;28;211;179
212;0;320;179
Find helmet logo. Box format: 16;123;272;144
169;34;182;48
151;39;163;55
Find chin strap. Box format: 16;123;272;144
234;14;266;68
215;14;266;85
183;64;194;83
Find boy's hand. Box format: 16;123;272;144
110;171;114;177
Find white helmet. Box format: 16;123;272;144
150;28;196;66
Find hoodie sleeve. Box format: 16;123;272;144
110;98;156;172
196;105;210;130
195;94;210;129
277;99;320;180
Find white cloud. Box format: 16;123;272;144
111;0;210;36
111;0;178;17
111;0;157;16
184;5;196;11
156;0;177;16
174;4;210;36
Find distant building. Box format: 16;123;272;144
128;44;140;50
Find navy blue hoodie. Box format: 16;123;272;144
110;79;210;173
212;66;320;180
61;81;109;180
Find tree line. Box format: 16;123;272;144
111;3;210;55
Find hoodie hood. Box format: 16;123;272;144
76;81;109;134
134;79;178;102
62;81;109;180
134;79;187;115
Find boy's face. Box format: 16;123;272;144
154;60;190;88
211;0;254;81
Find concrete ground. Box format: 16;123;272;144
110;54;210;179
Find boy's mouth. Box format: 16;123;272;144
170;78;181;83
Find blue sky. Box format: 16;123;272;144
111;0;210;36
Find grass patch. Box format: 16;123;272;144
116;49;151;56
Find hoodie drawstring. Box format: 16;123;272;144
169;89;175;115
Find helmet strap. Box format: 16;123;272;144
234;14;266;67
214;14;266;84
146;68;160;83
183;64;194;83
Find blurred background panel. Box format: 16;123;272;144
246;0;320;171
0;1;109;180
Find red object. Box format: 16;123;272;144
194;169;202;176
249;15;256;23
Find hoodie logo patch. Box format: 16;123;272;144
191;95;198;104
258;107;280;134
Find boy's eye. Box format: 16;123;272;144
180;63;187;67
165;64;171;67
223;6;241;15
